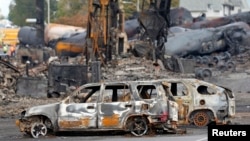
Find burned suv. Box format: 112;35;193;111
160;78;235;127
16;80;178;138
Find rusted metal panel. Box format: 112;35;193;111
59;118;90;128
16;77;47;98
48;64;88;97
102;114;119;127
99;100;134;128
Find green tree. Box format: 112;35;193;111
8;0;36;26
45;0;58;23
171;0;179;7
56;0;88;18
8;0;58;26
123;0;179;19
53;0;88;26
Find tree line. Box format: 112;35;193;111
8;0;179;27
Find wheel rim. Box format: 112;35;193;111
193;112;209;127
31;123;47;138
130;118;148;136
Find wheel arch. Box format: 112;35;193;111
27;114;56;131
124;114;150;130
189;109;216;125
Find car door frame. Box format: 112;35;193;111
163;80;193;124
57;84;101;130
97;82;134;129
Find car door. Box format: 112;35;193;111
57;84;101;130
98;82;134;129
162;80;192;124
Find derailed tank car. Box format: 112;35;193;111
18;26;44;47
53;31;87;57
44;23;87;57
17;25;55;66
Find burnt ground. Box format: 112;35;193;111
0;55;250;125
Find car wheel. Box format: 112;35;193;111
130;117;148;137
193;111;209;127
30;122;47;138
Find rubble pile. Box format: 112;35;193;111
0;55;189;118
1;48;250;119
0;59;20;101
102;55;193;81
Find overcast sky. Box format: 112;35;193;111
1;0;250;18
0;0;12;17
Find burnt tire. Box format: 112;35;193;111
202;69;212;78
226;61;235;72
30;122;47;138
193;111;209;127
129;117;148;137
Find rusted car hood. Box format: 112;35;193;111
25;102;60;117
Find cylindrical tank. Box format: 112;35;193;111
18;26;44;46
55;31;87;57
44;23;86;45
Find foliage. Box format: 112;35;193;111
123;0;179;19
172;0;179;7
8;0;58;26
7;0;180;27
55;0;88;17
53;0;88;26
54;13;88;27
53;0;180;26
45;0;58;22
8;0;36;26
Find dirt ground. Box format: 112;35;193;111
0;56;250;125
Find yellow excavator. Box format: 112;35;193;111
85;0;128;64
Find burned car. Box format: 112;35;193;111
159;78;235;127
16;81;179;138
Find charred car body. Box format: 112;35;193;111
16;80;179;138
159;78;235;127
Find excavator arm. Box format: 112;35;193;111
85;0;127;64
137;0;172;63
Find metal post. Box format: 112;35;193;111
26;61;30;76
91;61;101;83
36;0;45;47
47;0;50;23
136;0;140;12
